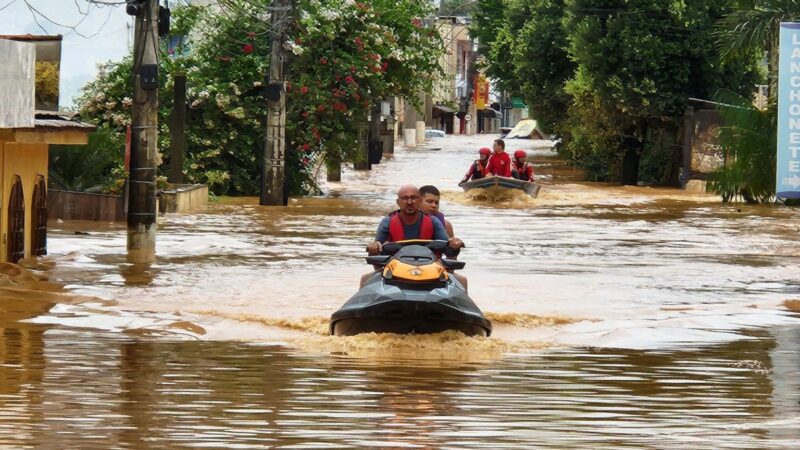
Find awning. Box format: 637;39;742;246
480;108;500;119
0;111;96;145
433;104;456;115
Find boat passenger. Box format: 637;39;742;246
510;150;535;182
460;147;491;183
419;185;454;238
483;139;511;177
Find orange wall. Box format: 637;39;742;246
0;141;48;262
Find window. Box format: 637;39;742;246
7;176;25;263
31;175;47;257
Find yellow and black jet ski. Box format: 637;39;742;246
330;240;492;337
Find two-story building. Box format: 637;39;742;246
0;36;94;264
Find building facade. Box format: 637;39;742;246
0;37;94;263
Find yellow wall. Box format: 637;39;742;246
0;141;48;262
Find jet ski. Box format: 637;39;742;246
330;240;492;337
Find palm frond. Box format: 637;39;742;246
708;90;776;203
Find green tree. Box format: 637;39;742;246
71;0;444;196
708;91;776;203
473;0;762;185
470;0;505;59
509;0;574;135
709;0;800;203
715;0;800;96
564;0;762;184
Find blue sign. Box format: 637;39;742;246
777;23;800;199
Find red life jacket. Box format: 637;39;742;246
512;162;534;181
388;212;434;241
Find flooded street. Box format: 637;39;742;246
2;134;800;447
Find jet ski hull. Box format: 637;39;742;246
331;272;492;337
459;175;541;197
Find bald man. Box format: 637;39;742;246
362;185;467;290
367;184;462;255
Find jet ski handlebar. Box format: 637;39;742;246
380;239;449;255
365;240;464;269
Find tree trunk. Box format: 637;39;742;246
168;75;186;184
767;34;778;100
353;125;370;170
326;156;341;182
621;136;642;186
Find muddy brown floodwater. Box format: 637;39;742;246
2;135;799;447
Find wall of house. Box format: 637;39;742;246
0;141;48;262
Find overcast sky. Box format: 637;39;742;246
0;0;132;108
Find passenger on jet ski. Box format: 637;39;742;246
418;184;468;290
460;147;491;183
419;185;454;238
366;184;463;256
510;149;535;182
362;185;465;288
484;139;512;177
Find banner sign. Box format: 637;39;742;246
473;74;489;110
777;23;800;199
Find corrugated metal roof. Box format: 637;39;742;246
31;111;95;131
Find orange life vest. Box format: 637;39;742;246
388;212;434;242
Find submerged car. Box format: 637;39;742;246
425;129;446;139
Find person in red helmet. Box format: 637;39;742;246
511;149;535;182
483;139;512;177
460;147;491;183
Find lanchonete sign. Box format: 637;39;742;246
777;23;800;199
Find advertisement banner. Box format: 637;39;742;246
474;74;488;110
777;23;800;199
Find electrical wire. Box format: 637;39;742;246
20;0;120;39
0;0;17;13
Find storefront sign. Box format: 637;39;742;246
777;23;800;198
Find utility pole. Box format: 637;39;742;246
261;0;292;206
356;103;381;170
367;102;382;166
127;0;159;262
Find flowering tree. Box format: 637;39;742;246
288;0;444;169
70;0;444;195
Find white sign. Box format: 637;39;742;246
464;114;472;122
777;23;800;199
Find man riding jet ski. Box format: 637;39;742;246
331;185;491;337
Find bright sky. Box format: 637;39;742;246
0;0;133;108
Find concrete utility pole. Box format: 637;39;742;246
261;0;292;206
127;0;160;262
168;74;186;184
403;101;417;147
357;102;382;170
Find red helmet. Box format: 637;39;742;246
479;147;491;156
514;150;527;159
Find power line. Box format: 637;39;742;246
20;0;120;39
0;0;17;13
